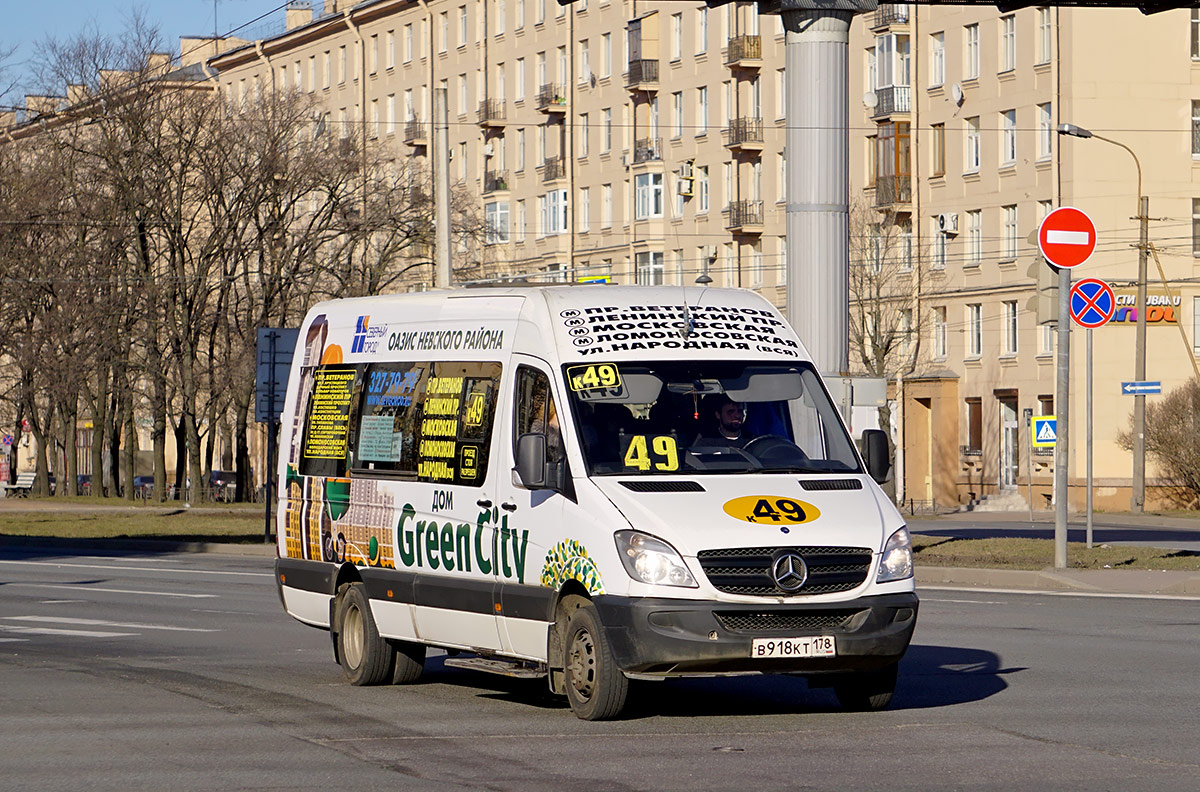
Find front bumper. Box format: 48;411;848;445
592;591;918;676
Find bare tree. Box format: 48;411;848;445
1117;378;1200;508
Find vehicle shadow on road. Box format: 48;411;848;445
428;644;1019;719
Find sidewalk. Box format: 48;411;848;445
917;565;1200;597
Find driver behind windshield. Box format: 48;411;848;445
693;394;752;449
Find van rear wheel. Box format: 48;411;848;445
563;603;629;721
336;583;393;686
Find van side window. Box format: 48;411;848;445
298;364;363;479
351;360;501;487
514;366;564;465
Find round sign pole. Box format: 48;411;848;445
1087;327;1093;548
1040;207;1096;570
1067;276;1114;549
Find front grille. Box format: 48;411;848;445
714;610;861;633
697;546;872;597
619;480;705;493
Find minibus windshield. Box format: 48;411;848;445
562;361;863;476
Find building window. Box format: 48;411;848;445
899;308;913;356
515;199;526;241
485;201;510;244
579;187;590;232
516;128;525;170
1003;301;1019;355
866;47;877;97
1038;103;1053;159
1193;9;1200;59
672;92;683;138
672;13;683;61
930;32;945;88
636;251;664;285
932;219;947;270
403;24;413;63
386;94;396;135
439;12;448;52
967;210;982;266
540;189;568;235
966;399;982;453
515;58;525;100
458;74;468;115
697;87;708;135
1001;109;1017;165
601;108;612;152
934;307;948;358
580;39;591;83
1003;205;1018;260
967;304;983;357
495;0;506;35
1038;7;1052;64
386;30;395;70
964;23;980;80
931;123;945;177
1040;324;1054;356
697;166;710;212
999;15;1015;73
458;6;468;47
601;33;611;78
1193;101;1200;158
635;173;664;219
579;113;589;158
723;162;733;209
602;184;613;227
965;117;981;173
1193;198;1200;255
697;8;708;54
750;242;763;289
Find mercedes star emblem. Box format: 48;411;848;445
771;552;808;593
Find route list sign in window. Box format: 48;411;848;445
303;367;357;461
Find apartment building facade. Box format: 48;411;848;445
210;0;791;300
851;4;1200;509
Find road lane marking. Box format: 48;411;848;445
0;625;136;638
3;616;220;633
11;584;218;599
922;597;1007;605
39;600;87;604
0;559;268;578
0;637;29;643
920;585;1200;602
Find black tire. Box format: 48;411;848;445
563;602;629;721
336;583;393;686
834;663;899;712
390;640;426;685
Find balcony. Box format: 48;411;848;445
484;170;510;193
403;119;427;146
870;86;911;119
872;3;910;29
535;83;568;114
477;99;506;127
725;35;762;69
873;175;912;207
632;137;663;164
725;117;764;152
542;155;565;182
725;200;764;234
625;59;660;90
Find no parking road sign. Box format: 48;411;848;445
1069;278;1116;328
1039;207;1097;269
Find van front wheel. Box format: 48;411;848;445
563;603;629;720
833;663;899;711
336;583;393;686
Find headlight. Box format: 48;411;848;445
614;530;697;588
876;527;914;582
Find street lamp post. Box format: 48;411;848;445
1056;123;1148;513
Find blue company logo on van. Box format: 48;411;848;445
351;315;388;355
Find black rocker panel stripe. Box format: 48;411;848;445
278;558;555;622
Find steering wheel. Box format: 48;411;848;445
743;434;809;467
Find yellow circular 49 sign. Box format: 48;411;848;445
723;496;821;525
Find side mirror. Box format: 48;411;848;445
516;433;548;489
861;429;891;485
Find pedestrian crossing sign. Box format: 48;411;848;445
1032;415;1057;448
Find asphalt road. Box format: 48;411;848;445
2;546;1198;791
909;512;1200;552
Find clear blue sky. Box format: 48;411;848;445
4;1;283;95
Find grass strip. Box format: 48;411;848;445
0;509;265;544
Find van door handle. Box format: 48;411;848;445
500;501;517;512
476;498;493;509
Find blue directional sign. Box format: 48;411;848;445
1069;278;1116;329
1121;381;1162;395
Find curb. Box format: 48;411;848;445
917;566;1200;597
0;534;276;558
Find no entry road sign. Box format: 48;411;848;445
1069;278;1116;328
1039;206;1097;269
